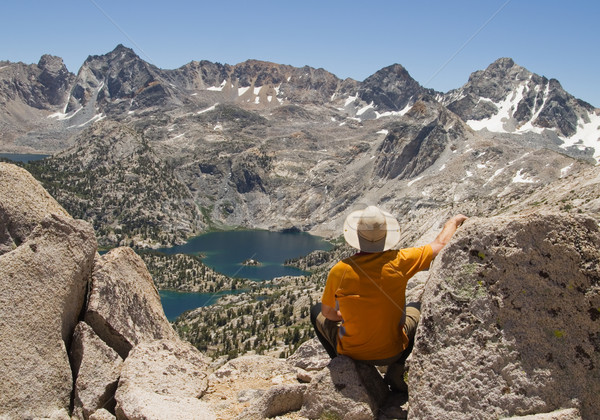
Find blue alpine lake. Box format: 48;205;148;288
157;229;333;320
0;153;50;163
156;229;333;281
159;290;244;321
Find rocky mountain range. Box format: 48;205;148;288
2;44;598;247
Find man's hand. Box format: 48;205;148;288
321;303;343;322
430;214;468;257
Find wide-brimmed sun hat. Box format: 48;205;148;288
343;205;401;252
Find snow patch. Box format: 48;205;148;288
345;95;358;107
238;86;250;96
512;169;536;183
377;129;389;135
561;110;600;160
466;80;528;132
407;176;423;186
560;163;573;178
484;168;505;186
68;113;105;129
357;102;374;116
439;164;446;172
198;104;218;114
47;107;83;121
207;80;227;91
375;103;412;119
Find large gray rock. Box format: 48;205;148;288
235;383;307;419
0;213;96;418
0;162;69;255
300;355;389;420
85;246;179;358
287;337;331;371
409;213;600;419
71;322;123;419
114;339;214;420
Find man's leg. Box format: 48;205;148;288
385;302;421;392
310;303;339;359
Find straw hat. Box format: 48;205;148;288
343;205;401;252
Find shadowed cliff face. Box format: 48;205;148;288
374;98;469;180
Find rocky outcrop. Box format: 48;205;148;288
0;211;96;417
0;162;69;253
236;384;308;419
374;98;470;180
204;355;299;418
409;213;600;419
67;44;189;115
0;55;73;110
85;246;179;359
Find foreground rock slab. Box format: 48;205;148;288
0;213;96;418
409;213;600;419
206;355;300;419
300;355;389;420
115;339;214;420
70;322;123;419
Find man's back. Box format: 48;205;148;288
322;246;433;360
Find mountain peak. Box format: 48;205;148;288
357;63;430;112
488;57;516;70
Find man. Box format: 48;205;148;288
310;205;467;391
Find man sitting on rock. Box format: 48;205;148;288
310;205;467;391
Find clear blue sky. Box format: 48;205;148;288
2;0;598;106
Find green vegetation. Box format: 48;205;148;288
172;274;323;360
161;244;350;360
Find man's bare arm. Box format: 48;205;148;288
430;214;468;257
321;302;343;321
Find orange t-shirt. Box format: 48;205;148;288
321;245;433;361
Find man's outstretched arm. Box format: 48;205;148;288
430;214;468;257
